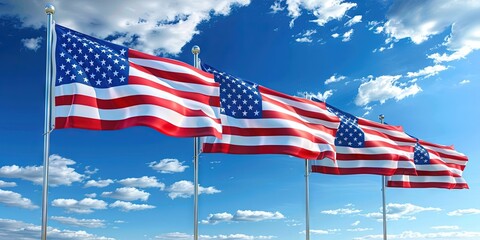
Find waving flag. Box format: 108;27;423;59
200;64;340;160
53;24;221;137
310;102;417;175
387;138;468;189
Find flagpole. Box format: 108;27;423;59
305;159;310;240
41;4;55;240
379;114;387;240
192;45;201;240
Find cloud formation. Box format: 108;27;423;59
0;180;16;188
321;207;361;215
149;159;189;174
155;232;276;240
202;210;285;224
101;187;150;201
52;198;107;214
51;216;105;228
325;74;346;84
447;208;480;216
109;200;155;212
0;0;251;55
355;75;421;106
0;189;38;209
364;203;441;221
118;176;165;189
84;179;114;188
0;218;114;240
382;0;480;62
167;180;220;199
354;230;480;240
0;154;84;186
21;37;42;51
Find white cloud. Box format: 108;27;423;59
406;65;448;78
0;0;251;55
84;179;114;188
0;180;16;187
332;33;340;38
21;37;42;51
85;193;97;198
432;226;460;230
347;228;373;232
459;80;470;85
203;210;285;224
51;216;105;228
325;74;346;84
0;154;84;187
295;29;317;43
281;0;357;28
149;159;189;174
155;232;276;240
270;0;285;13
447;208;480;216
300;229;338;235
342;29;354;42
0;189;38;209
382;1;480;62
109;200;155;212
52;198;107;214
321;207;361;215
304;90;334;102
167;180;220;199
355;75;422;106
354;230;480;240
118;176;165;189
101;187;150;201
345;15;362;27
352;220;361;226
364;203;441;221
0;218;114;240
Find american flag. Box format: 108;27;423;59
200;64;340;160
53;24;221;138
310;102;418;175
387;138;469;189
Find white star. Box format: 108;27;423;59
108;78;113;84
120;49;126;55
96;80;102;85
120;76;126;82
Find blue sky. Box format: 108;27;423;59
0;0;479;239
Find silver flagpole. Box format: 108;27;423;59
305;159;310;240
379;114;387;240
41;4;55;240
192;45;201;240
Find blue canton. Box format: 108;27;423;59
325;103;365;148
414;142;430;165
202;64;262;119
55;25;129;88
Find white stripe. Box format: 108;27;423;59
414;164;463;176
363;134;415;147
129;66;218;97
203;135;335;153
129;57;215;83
55;82;220;120
219;115;336;143
55;104;222;132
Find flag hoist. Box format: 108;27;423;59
41;4;55;240
192;45;201;240
379;114;388;240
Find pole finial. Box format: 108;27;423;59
192;45;200;55
379;114;385;124
45;3;55;15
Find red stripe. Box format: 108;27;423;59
358;118;404;132
129;76;220;107
260;110;338;132
311;165;417;176
361;140;413;151
419;139;454;150
387;181;469;189
55;95;220;123
202;143;335;160
56;116;221;138
130;60;217;87
362;127;416;143
128;49;213;79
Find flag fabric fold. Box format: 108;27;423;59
387;138;468;189
310;102;417;176
200;64;340;160
53;24;222;138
